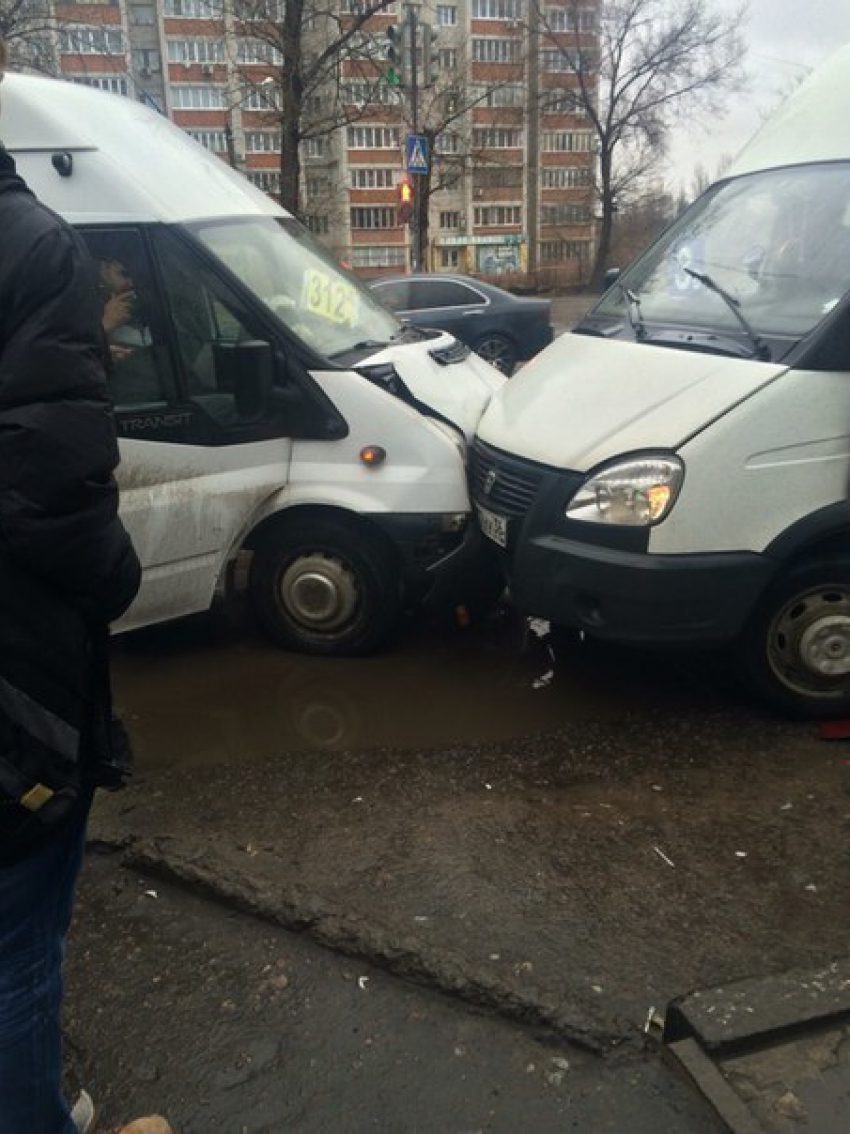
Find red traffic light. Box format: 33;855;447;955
397;175;414;224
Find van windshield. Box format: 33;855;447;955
191;216;401;357
590;163;850;355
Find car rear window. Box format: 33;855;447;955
408;280;485;309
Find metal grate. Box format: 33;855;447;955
470;440;543;518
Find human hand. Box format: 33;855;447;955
103;290;136;333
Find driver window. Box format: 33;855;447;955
154;231;273;425
79;228;171;411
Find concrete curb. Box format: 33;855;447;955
92;839;631;1058
661;959;850;1133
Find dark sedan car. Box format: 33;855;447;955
368;273;553;375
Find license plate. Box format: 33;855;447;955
476;504;508;548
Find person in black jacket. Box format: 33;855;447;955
0;41;171;1134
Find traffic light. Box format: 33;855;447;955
421;23;440;85
397;174;414;226
385;24;406;87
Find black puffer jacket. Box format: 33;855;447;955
0;146;141;863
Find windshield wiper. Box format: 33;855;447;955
682;267;771;361
617;282;647;341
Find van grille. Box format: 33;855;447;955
471;441;543;518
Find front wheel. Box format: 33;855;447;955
249;519;403;656
472;332;517;375
736;557;850;718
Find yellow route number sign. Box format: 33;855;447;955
302;268;360;327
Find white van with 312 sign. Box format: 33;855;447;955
2;73;505;656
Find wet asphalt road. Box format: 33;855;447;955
65;597;850;1132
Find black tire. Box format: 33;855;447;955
736;556;850;718
472;332;517;375
249;519;403;656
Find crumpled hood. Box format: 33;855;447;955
362;331;506;440
476;333;788;470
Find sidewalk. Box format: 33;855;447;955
66;853;725;1134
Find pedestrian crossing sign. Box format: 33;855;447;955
406;134;429;175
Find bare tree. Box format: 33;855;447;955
0;0;57;72
535;0;747;288
231;0;400;214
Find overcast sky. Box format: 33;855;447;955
663;0;850;194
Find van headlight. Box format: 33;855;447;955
566;455;684;526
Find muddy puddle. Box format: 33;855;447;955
110;603;735;768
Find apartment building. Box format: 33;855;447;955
51;0;598;286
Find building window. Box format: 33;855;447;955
541;166;592;189
163;0;224;16
541;49;572;73
474;83;524;106
439;211;461;229
237;39;283;65
541;203;591;225
342;80;400;106
59;26;123;55
167;40;226;64
232;0;285;18
130;4;156;25
473;166;523;188
471;38;520;63
132;48;161;74
303;137;327;159
436;5;457;25
248;170;282;194
186;129;228;151
472;0;522;19
349;246;407;268
303;215;330;235
245;130;281;153
242;86;280;110
350;207;398;229
542;130;593;152
347;126;401;149
473;127;523;149
474;205;521;226
542;47;597;72
542;92;586;115
435;132;461;154
438;47;458;69
440;249;461;269
350;168;396;189
70;75;129;96
171;86;228;108
305;175;331;197
540;240;591;262
544;6;596;33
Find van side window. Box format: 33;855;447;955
78;228;171;411
154;231;274;427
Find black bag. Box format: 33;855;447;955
0;557;132;863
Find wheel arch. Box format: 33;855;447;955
241;503;402;566
763;500;850;574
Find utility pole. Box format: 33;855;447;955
405;1;421;271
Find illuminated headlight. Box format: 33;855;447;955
566;455;684;526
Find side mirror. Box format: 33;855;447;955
213;340;274;422
602;267;621;291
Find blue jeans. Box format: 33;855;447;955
0;802;90;1134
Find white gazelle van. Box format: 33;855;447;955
473;43;850;718
2;74;505;656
